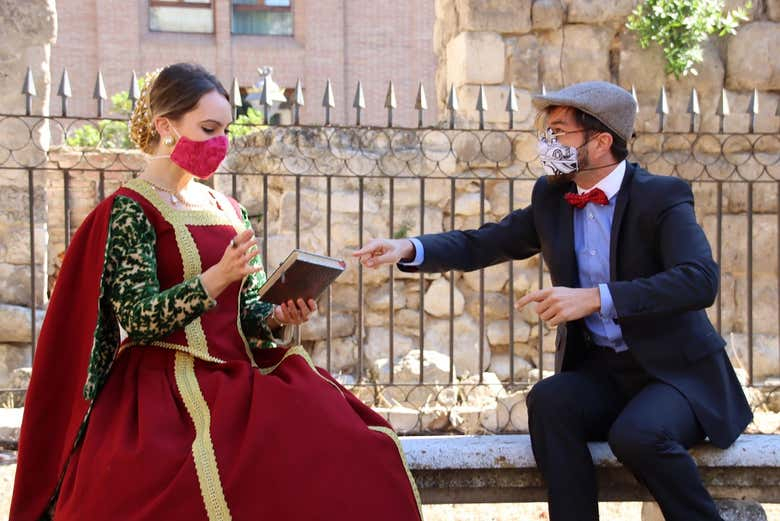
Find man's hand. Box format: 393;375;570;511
352;238;415;269
516;287;601;327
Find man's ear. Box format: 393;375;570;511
596;131;613;157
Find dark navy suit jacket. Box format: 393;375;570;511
399;162;751;448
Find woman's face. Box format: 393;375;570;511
159;89;233;144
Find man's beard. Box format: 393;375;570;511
546;147;589;187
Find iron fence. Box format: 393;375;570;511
0;68;778;433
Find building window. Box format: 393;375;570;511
232;0;293;36
149;1;214;34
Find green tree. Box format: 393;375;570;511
626;0;751;78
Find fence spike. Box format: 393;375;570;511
447;83;459;129
506;84;518;130
94;70;107;117
716;88;730;116
415;82;428;111
477;84;488;130
22;66;36;116
322;79;335;125
57;68;72;99
415;82;427;128
717;88;730;133
22;66;37;97
129;71;141;111
656;85;668;132
260;77;271;125
57;68;72;117
230;77;242;112
384;81;397;109
93;70;107;100
687;88;700;133
748;89;759;133
290;79;303;125
353;81;365;126
384;81;397;127
687;87;700;115
541;83;547;96
293;78;304;106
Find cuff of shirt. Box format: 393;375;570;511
397;237;424;267
598;283;617;320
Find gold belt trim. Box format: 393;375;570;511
258;345;345;398
174;352;233;521
117;341;226;364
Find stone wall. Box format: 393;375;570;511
0;0;57;385
433;0;780;133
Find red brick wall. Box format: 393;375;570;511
50;0;436;127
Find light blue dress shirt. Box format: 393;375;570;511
402;161;628;352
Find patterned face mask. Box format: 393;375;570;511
154;125;229;180
537;128;580;177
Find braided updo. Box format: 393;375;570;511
129;63;229;154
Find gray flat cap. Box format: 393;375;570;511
532;81;637;142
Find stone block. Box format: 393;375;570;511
565;0;636;23
424;315;491;376
726;22;780;91
507;34;541;90
532;0;563;30
424;277;466;317
447;31;507;86
561;24;614;85
455;0;533;34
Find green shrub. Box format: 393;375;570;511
626;0;750;78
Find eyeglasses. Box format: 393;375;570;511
539;127;589;141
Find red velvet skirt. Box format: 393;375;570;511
54;346;422;520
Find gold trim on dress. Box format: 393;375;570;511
174;352;233;521
367;425;425;520
258;345;345;398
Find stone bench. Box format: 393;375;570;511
400;434;780;520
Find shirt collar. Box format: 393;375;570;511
576;160;626;200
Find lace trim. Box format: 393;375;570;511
367;425;424;520
174;352;233;521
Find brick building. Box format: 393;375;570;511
51;0;437;126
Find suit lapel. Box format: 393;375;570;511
609;164;634;280
557;183;578;287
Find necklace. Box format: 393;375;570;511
144;179;221;210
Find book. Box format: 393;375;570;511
257;249;346;305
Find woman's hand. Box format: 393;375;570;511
268;298;317;329
200;229;262;299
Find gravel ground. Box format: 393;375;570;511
0;454;777;520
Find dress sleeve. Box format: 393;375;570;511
105;195;217;344
237;205;293;348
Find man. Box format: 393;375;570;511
354;81;752;521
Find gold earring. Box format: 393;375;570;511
162;135;175;146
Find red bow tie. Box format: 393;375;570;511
564;188;609;209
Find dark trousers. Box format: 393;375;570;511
526;345;723;521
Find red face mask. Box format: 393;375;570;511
158;126;229;180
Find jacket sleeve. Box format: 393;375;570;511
398;179;543;273
607;179;719;320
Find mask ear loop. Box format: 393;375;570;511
149;123;180;160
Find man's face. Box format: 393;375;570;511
542;107;591;185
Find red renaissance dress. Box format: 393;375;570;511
11;178;422;521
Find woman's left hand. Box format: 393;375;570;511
272;298;317;327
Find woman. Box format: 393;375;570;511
11;63;422;521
